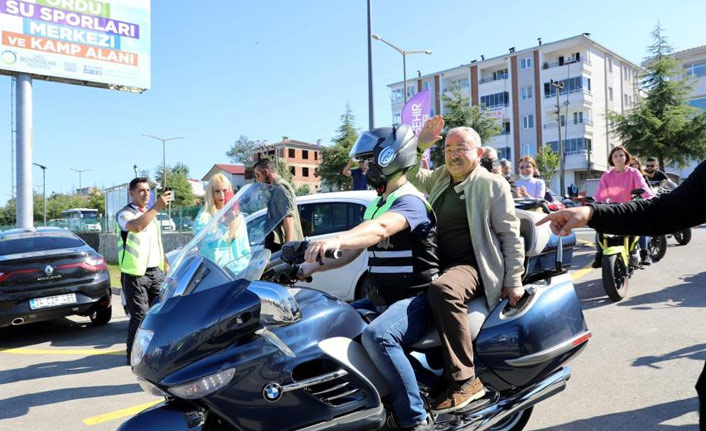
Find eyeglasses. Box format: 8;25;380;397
445;147;472;155
646;165;657;168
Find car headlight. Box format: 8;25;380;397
168;368;236;399
131;328;154;367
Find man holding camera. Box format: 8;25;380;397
116;177;171;365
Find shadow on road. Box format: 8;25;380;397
633;343;706;369
532;397;698;430
0;352;127;385
0;383;141;420
617;271;706;310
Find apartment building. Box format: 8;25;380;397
250;137;323;191
388;34;641;192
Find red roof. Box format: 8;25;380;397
215;164;245;175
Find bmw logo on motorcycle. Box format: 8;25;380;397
263;383;283;402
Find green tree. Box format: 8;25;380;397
277;159;294;183
320;103;359;191
431;86;502;166
226;135;257;164
156;163;196;207
608;24;706;168
295;184;311;196
534;146;560;185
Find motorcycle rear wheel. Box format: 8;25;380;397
673;229;692;246
649;235;667;262
488;407;533;431
602;254;629;301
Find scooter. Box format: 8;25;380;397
119;184;589;431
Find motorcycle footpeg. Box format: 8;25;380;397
457;390;498;414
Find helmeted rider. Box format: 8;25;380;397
299;125;440;431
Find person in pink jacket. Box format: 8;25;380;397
592;145;654;266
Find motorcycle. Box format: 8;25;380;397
595;189;667;301
653;182;692;246
119;184;590;431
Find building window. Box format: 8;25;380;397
520;57;532;69
423;81;432;91
521;85;533;100
547;138;591;154
522;115;534;129
522;143;530;156
288;148;295;158
624;94;629;106
684;62;706;78
607;57;613;72
480;91;510;108
302;150;309;160
302;167;309;177
501;121;511;134
314;151;318;161
498;147;511;160
290;166;296;176
573;112;584;124
406;86;416;99
543;77;591;98
391;88;403;102
393;113;401;126
608;87;613;101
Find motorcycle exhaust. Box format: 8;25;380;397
11;318;24;326
462;367;571;431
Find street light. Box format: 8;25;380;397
142;134;184;221
371;34;432;104
68;167;92;201
550;79;566;195
33;162;46;225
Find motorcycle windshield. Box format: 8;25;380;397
161;182;284;301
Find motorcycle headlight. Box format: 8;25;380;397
131;328;154;367
168;368;236;399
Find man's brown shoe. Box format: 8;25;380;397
430;377;486;414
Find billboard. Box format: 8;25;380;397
0;0;150;92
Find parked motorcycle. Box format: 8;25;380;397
119;184;589;431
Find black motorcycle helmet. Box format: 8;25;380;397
349;125;417;194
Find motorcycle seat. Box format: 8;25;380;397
356;297;490;349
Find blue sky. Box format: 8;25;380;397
1;0;705;202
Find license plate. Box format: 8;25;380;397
29;293;77;310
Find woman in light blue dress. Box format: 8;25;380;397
194;174;251;275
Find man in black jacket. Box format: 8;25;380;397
538;159;705;429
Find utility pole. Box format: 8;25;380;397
33;163;47;225
142;134;184;222
366;0;375;130
69;167;91;202
551;79;566;195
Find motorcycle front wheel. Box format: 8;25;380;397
673;229;692;246
488;407;533;431
649;235;668;262
602;254;629;301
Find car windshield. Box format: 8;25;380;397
81;211;99;220
0;232;85;256
161;182;283;300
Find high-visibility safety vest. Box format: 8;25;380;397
116;205;165;276
363;182;439;305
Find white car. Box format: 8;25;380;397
246;190;377;302
157;213;176;231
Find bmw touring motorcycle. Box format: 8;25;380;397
120;184;589;431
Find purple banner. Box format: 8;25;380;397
401;90;431;136
1;0;140;38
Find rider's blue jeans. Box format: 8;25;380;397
355;295;433;428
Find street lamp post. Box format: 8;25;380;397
371;34;432;104
69;167;92;201
366;0;375;130
550;79;566;195
142;134;184;221
33;162;46;225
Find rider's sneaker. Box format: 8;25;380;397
403;416;433;431
430;377;486;414
629;252;640;268
591;257;602;269
640;250;652;266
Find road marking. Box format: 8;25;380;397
83;399;162;426
571;263;595;281
577;240;595;247
0;347;125;355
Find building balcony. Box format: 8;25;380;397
543;120;593;129
479;74;509;84
541;58;590;70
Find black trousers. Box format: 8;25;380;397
122;267;164;362
698;359;706;430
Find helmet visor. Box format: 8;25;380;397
349;132;381;160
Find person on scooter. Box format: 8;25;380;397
537;158;706;430
592;146;654;267
644;157;678;189
413;116;525;414
300;125;440;431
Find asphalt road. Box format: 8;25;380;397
0;228;703;431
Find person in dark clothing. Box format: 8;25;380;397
343;159;369;190
538;159;706;430
645;157;677;188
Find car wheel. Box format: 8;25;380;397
355;273;373;301
90;305;112;326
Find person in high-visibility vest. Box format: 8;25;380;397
300;125;440;431
116;177;171;365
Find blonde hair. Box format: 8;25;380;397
204;173;241;241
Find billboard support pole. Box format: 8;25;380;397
16;73;33;229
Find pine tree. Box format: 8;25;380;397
320;103;359;191
608;23;706;168
226;135;256;164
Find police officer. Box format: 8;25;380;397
300;125;439;431
117;177;171;365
